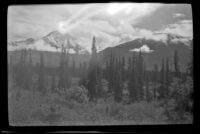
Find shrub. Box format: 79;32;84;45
118;102;166;123
9;89;51;125
100;101;167;124
65;86;88;103
169;77;193;112
165;76;193;122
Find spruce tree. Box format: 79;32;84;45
51;71;56;93
58;45;65;92
145;71;150;101
13;50;22;87
160;58;166;99
79;62;82;77
24;50;33;90
105;60;109;80
37;52;46;95
165;57;170;98
121;56;125;84
128;53;138;103
9;55;13;78
153;64;158;101
127;56;132;79
114;57;122;103
137;50;144;101
65;47;71;89
174;50;180;78
71;58;76;77
21;49;27;88
107;53;114;94
113;57;118;102
13;49;27;89
87;36;98;102
96;64;103;98
82;62;88;79
188;45;193;78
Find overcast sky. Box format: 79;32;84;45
8;3;193;51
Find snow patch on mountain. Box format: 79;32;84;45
8;30;192;53
118;32;192;47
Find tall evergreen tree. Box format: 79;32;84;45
37;52;46;95
121;56;125;84
58;44;65;91
58;39;71;93
161;58;165;86
78;62;88;88
79;62;82;77
165;57;170;98
9;55;14;78
188;44;193;77
145;71;150;101
107;53;114;94
174;50;180;78
105;60;109;79
153;64;158;101
96;64;103;98
23;50;33;90
87;36;98;102
128;53;138;102
137;51;144;101
13;49;28;89
82;62;88;79
159;58;166;99
127;56;132;79
113;57;122;102
71;58;76;76
65;46;71;89
51;71;56;93
21;49;27;88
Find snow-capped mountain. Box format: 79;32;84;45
118;32;192;47
8;30;86;54
8;29;192;53
8;38;35;50
7;30;192;71
153;33;192;45
99;36;192;72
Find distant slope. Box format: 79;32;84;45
8;31;192;72
98;38;192;72
8;50;91;68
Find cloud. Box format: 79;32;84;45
159;20;193;38
173;13;186;18
129;44;154;53
124;3;163;25
78;19;116;35
8;4;192;52
70;18;193;50
8;5;70;41
170;37;191;46
116;19;193;44
70;27;121;52
8;21;52;41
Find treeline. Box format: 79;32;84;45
9;36;193;105
101;50;190;103
9;48;89;95
81;37;193;104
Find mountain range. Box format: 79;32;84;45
8;30;192;72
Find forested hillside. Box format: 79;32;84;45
8;36;193;125
8;3;193;126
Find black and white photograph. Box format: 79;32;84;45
7;3;193;126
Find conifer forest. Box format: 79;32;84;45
8;3;193;125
